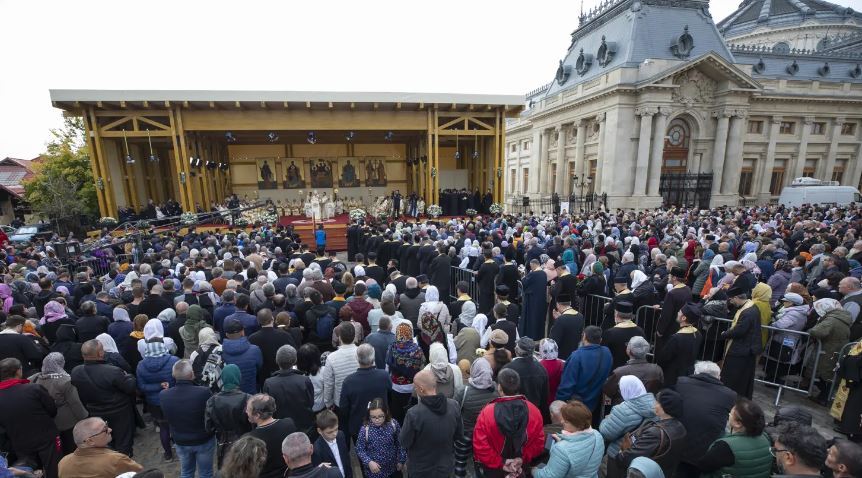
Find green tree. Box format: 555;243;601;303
24;115;98;232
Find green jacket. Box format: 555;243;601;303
807;308;852;380
703;433;772;478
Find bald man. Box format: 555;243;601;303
58;417;143;478
399;370;463;478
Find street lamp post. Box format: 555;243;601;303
571;175;593;212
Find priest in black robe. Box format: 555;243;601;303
654;266;691;354
475;249;500;315
347;221;361;262
520;259;548;340
719;286;763;399
428;244;451;304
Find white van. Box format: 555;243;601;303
778;177;861;207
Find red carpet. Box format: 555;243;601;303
279;213;350;227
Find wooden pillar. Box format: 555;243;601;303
425;109;433;204
82;112;109;217
494;109;502;203
175;107;196;211
433;109;440;205
169;108;190;211
88;108;117;216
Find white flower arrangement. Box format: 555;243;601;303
234;217;249;227
135;219;151;229
261;212;279;225
466;208;477;216
99;217;117;226
427;204;442;218
180;212;198;225
349;208;367;221
489;203;503;214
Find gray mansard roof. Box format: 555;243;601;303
537;0;735;99
718;0;862;39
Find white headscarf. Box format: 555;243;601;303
425;285;440;303
620;375;647;401
113;308;131;323
472;313;488;336
630;270;649;290
814;298;842;317
144;318;165;341
96;333;119;354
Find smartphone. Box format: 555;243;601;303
544;433;555;451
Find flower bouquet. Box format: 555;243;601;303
466;208;477;216
489;203;503;215
261;211;279;225
99;217;117;227
234;217;249;228
180;212;198;225
575;273;587;288
349;208;367;222
427;204;442;218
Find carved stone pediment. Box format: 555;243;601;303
671;69;716;107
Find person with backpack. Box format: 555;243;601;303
473;368;544;478
355;398;406;478
204;364;252;467
190;327;225;393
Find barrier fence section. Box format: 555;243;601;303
450;266;480;301
830;341;860;401
70;253;135;277
580;294;612;328
631;302;821;406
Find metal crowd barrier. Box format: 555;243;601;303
636;303;822;406
830;341;860;401
71;252;136;277
449;266;479;301
580;294;612;328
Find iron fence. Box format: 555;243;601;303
505;194;607;216
580;294;612;328
450;266;480;301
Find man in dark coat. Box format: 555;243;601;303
475;249;500;316
262;344;314;433
347;221;361;262
673;361;737;478
520;259;548;340
338;344;391;439
719;286;763;399
501;337;550;422
654;267;691;354
249;309;297;387
495;254;520;302
417;238;436;276
399;370;463;478
428;244;452;304
0;357;60;477
602;335;664;404
549;293;585;361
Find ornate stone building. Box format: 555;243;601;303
505;0;862;209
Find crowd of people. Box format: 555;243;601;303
0;202;860;478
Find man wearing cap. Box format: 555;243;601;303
656;303;702;387
475;249;500;316
601;301;646;370
551;259;578;313
495;285;521;326
483;303;519;353
603;277;634;330
549;293;585;361
501;337;550;422
719;286;762;398
655;266;691;354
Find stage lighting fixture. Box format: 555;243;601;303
384;131;394;142
122;129;134;164
125;155;135;164
219;162;229;171
267;132;279;143
206;160;217;170
146;129;159;162
345;131;355;142
472;150;480;160
225;131;237;143
307;131;317;144
454;151;462;160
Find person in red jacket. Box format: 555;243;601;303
473;368;545;478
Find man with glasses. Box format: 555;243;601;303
771;421;828;478
57;417;143;478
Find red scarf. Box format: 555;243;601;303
0;378;29;390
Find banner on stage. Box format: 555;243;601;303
309;158;334;188
338;157;361;188
257;158;278;190
282;158;306;189
364;157;387;187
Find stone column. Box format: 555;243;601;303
710;110;731;196
758;116;782;199
528;129;543;194
647;109;669;196
791;117;814;180
594;113;608;193
633;107;656;196
541;128;553;194
848;142;862;190
721;111;747;195
553;125;568;193
823;117;845;181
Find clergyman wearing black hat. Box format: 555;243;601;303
655;301;701;386
610;388;688;478
501;336;550;422
718;284;762;399
654;264;693;356
552;259;579;318
495;284;521;325
549;292;585;361
602;300;646;369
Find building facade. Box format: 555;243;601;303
505;0;862;210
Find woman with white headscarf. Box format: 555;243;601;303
417;285;452;335
807;298;852;401
97;333;131;372
581;254;597;276
599;375;657;456
422;342;463;398
137;317;178;358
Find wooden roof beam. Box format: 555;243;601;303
119;101;127;108
96;101;103;109
373;102;379;110
183;101;189;108
350;102;355;110
260;101;267;109
142;100;149;108
396;102;402;110
235;101;241;109
164;100;170;108
305;101;311;109
328;102;334;109
451;103;457;111
283;102;289;109
209;101;216;109
418;102;424;110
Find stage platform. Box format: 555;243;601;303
279;214;349;251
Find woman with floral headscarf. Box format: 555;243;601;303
539;338;565;403
41;299;75;344
29;352;88;455
806;298;852;404
387;323;426;423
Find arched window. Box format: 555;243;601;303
773;42;791;54
663;119;691;172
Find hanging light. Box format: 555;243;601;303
267;131;279;143
146;129;159;162
454;134;461;160
122;129;134;164
307;131;317;144
472;134;479;160
206;160;217;170
225;131;237;143
219;162;229;171
384;131;394;142
345;131;355;142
